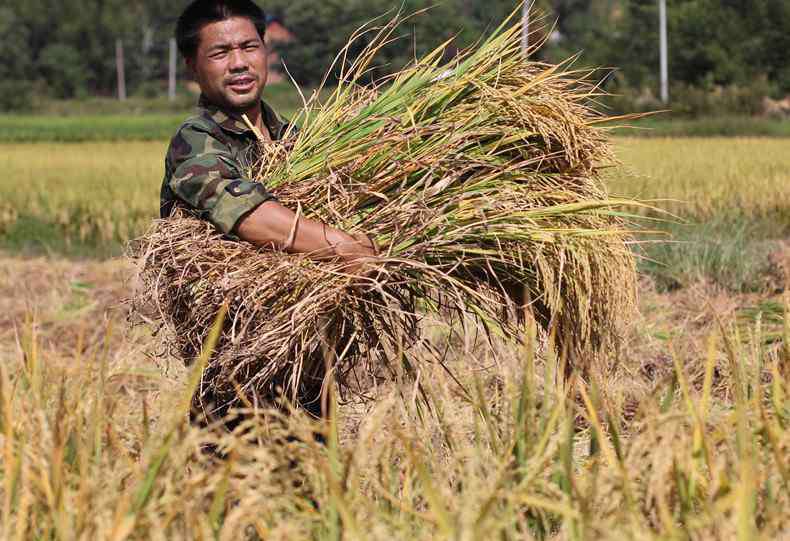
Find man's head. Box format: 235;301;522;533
176;0;268;113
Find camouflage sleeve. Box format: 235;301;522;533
166;124;275;235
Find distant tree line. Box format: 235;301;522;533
2;0;789;113
1;0;179;109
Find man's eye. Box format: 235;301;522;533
244;44;260;51
210;51;228;59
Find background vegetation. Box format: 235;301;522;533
3;0;790;117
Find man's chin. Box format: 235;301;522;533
223;91;262;112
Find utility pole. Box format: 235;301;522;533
521;1;531;55
116;39;127;101
169;38;177;101
659;0;669;103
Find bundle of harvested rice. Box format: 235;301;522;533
132;14;638;413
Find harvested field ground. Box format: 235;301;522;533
0;248;787;539
0;137;788;539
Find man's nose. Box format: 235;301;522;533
228;48;248;71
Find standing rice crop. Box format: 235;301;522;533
132;13;638;416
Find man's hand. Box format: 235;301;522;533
333;232;380;277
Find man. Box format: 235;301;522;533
162;0;376;429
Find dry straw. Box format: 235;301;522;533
131;12;638;416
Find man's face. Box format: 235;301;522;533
189;17;268;112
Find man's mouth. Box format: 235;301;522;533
226;75;257;93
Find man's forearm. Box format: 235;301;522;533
235;200;373;261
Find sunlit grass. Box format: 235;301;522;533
0;115;186;143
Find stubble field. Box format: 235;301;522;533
0;136;788;539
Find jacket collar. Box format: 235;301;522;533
197;95;288;140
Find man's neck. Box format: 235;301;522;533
199;95;272;141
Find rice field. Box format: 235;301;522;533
0;136;788;539
0;142;165;255
3;137;788;257
610;137;790;234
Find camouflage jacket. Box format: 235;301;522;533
160;95;292;235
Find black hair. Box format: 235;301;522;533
176;0;267;60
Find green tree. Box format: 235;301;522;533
0;6;35;110
38;44;89;99
3;0;790;110
265;0;475;86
